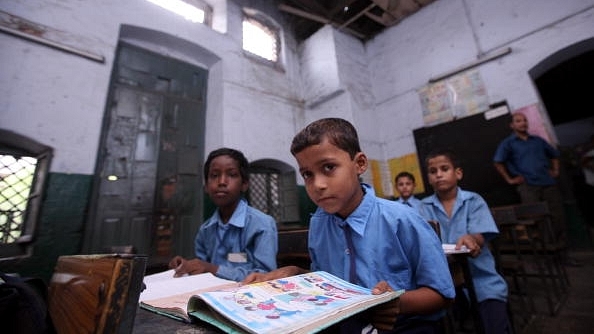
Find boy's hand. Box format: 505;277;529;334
369;281;400;330
168;256;184;274
169;257;216;277
456;233;483;258
241;266;304;284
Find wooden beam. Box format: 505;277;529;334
278;3;366;39
339;3;376;29
278;3;330;24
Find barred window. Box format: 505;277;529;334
0;130;52;261
249;171;281;221
242;8;282;66
248;160;298;224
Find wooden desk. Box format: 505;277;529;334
133;307;222;333
445;249;484;334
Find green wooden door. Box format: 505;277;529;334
84;43;207;268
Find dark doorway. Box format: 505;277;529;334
530;37;594;247
531;38;594;146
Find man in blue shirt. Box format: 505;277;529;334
493;112;578;265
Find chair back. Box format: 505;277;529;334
512;201;560;246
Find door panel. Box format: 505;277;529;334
85;43;207;268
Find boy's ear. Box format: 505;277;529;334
354;152;368;174
241;179;249;193
455;167;463;180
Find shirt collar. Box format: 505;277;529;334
214;198;248;228
334;183;374;237
424;187;470;215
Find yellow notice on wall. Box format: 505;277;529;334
388;153;425;195
368;160;385;197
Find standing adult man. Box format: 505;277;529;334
493;112;580;266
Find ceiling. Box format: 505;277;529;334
275;0;438;42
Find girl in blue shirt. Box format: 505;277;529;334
168;148;278;281
421;148;512;334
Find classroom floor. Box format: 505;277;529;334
519;249;594;334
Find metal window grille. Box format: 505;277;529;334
248;172;280;222
242;14;279;63
0;155;36;244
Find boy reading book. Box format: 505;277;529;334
243;118;455;333
168;147;278;281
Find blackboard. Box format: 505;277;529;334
413;110;519;206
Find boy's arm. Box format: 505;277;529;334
173;258;218;276
241;265;308;284
369;283;450;330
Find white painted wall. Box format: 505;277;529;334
1;0;593;192
366;0;594;162
0;0;302;174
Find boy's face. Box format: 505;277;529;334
204;155;248;210
294;138;367;218
426;155;462;194
395;176;415;199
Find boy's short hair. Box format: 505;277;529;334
395;171;415;184
204;147;249;182
290;118;361;159
425;148;461;169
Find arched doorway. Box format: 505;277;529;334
529;37;594;247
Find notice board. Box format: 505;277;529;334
413;108;519;206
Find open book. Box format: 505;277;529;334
141;270;403;333
139;269;239;322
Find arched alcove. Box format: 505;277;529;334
249;159;299;224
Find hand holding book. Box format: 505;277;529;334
141;269;403;333
368;281;401;331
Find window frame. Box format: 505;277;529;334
248;159;299;225
0;129;52;261
242;8;284;71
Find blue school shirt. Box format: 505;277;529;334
397;195;423;213
308;184;455;325
493;133;560;186
420;188;508;303
194;198;278;281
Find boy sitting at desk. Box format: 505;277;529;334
394;171;423;213
169;147;278;281
244;118;454;333
420;148;511;334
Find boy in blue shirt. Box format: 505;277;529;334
394;171;423;213
420;148;511;334
169;147;278;281
244;118;454;333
